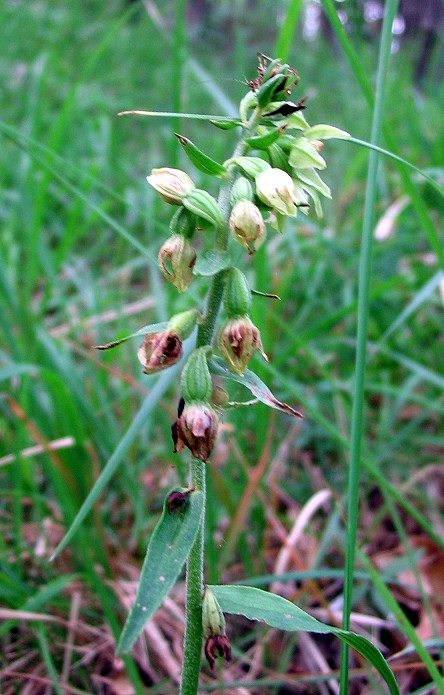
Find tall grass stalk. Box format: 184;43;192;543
339;1;399;692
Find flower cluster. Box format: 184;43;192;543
113;55;349;463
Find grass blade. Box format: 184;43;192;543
50;364;181;560
337;2;400;691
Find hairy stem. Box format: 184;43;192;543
180;108;262;694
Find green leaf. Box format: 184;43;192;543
209;356;303;418
210;585;330;633
94;322;168;350
210;585;400;695
193;250;232;277
117;490;204;654
331;629;400;695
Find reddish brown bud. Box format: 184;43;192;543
172;402;218;462
219;316;268;375
166;488;195;514
137;330;182;374
204;634;232;670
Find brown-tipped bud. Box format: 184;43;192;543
219;316;267;375
137;330;182;374
229;200;266;255
147;167;195;205
202;587;231;670
204;635;232;671
158;234;197;292
172;402;218;462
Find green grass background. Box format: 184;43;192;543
1;0;443;692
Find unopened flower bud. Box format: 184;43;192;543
147;167;195;205
230;176;254;206
219;316;267;375
158;234;197;292
255;168;299;216
223;268;252;318
202;587;231;670
166;487;194;514
172;402;219;462
202;586;226;638
137;330;182;374
229;200;266;254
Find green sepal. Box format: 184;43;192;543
225;156;271;178
289;137;327;170
175;133;228;177
245;127;281;150
223;267;252;317
116;489;203;654
293;168;331;199
183;189;225;229
181;346;213;403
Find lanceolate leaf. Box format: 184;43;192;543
209;356;303;418
117;490;204;655
210;585;400;695
193;250;232;277
94;322;168;350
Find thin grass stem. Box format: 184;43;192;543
339;1;399;692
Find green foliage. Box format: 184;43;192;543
1;0;443;692
117;489;203;654
210;585;400;695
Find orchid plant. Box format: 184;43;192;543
95;55;399;695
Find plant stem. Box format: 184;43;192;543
179;108;262;694
180;457;206;695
